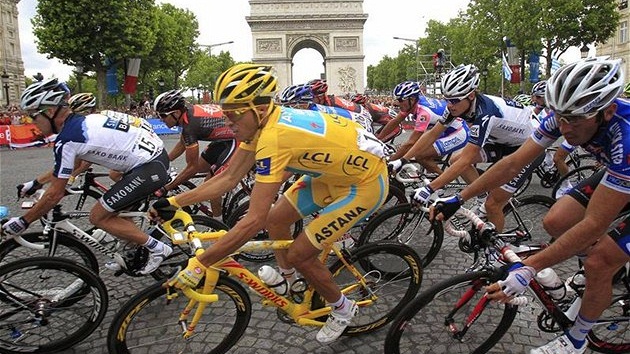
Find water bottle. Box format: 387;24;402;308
258;265;287;295
566;271;586;294
0;205;9;219
535;268;567;300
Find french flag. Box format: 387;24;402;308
123;58;141;94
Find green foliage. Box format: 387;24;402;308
184;50;236;94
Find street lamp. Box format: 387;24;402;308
393;36;419;81
200;40;234;56
580;44;590;58
481;67;488;93
75;62;84;92
1;71;9;106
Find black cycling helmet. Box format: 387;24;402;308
153;90;186;113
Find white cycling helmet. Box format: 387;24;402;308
20;78;67;111
68;93;96;112
441;64;480;98
546;57;624;116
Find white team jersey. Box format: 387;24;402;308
53;111;164;179
468;95;535;147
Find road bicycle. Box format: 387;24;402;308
356;164;555;267
0;256;108;353
107;209;423;353
384;207;630;354
0;195;228;280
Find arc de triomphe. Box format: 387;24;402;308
247;0;368;95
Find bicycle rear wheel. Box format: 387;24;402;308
107;274;251;354
551;165;600;199
384;270;517;354
0;257;108;353
356;203;443;268
502;195;555;245
586;279;630;354
324;241;423;336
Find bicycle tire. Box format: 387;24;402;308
551;165;600;199
502;195;555;245
0;231;99;272
107;274;251;354
384;270;518;354
0;257;108;353
356;203;443;268
150;214;230;280
321;241;423;336
224;201;303;263
586;281;630;353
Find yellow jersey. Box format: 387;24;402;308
240;107;387;184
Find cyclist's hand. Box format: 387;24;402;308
387;158;408;173
412;185;434;205
429;194;463;221
150;197;179;222
16;179;42;198
153;186;168;198
2;217;29;237
167;257;207;289
486;262;535;302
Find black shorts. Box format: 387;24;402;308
100;150;170;212
200;140;237;174
481;144;543;194
566;169;630;256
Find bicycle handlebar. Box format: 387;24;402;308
395;163;423;184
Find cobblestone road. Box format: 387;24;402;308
0;135;595;353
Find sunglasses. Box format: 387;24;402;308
29;109;48;119
445;96;469;105
557;112;598;125
158;110;177;119
223;107;252;122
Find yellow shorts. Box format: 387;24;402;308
283;169;389;250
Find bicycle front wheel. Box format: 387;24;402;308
325;241;423;336
586;280;630;354
384;270;518;354
107;274;251;354
0;257;108;353
502;195;555;245
356;203;443;268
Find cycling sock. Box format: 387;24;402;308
567;313;594;346
330;295;351;314
143;236;164;253
279;267;297;284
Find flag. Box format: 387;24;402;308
105;58;119;95
551;57;562;75
123;58;141;94
528;52;540;83
502;52;512;81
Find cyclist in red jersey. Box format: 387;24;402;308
308;79;362;113
351;93;401;143
154;90;237;219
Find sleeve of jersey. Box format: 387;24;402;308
467;115;492;146
601;122;630;194
531;114;560;148
253;132;291;183
413;107;431;132
53;141;78;179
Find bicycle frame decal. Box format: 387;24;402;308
222;260;289;307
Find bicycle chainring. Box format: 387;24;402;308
536;311;562;332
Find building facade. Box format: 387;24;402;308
0;0;24;107
597;1;630;77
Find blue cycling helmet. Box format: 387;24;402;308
277;84;314;105
531;80;547;97
392;81;421;101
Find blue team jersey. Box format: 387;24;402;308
418;96;447;116
533;97;630;193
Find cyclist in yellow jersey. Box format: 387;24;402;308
151;63;389;343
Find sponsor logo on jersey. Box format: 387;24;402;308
470;125;479;138
329;114;349;127
605;174;630;189
298;152;333;168
256;157;271;175
61;167;73;175
342;154;370;175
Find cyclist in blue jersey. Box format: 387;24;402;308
2;79;172;275
411;64;538;232
386;80;469;176
431;57;629;354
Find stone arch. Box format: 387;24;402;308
247;0;367;95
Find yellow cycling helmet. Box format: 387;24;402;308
214;63;278;105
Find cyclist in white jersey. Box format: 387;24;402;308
411;64;539;231
387;80;469;176
1;79;173;275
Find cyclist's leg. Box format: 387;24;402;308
200;140;237;218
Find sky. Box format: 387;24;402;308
17;0;582;88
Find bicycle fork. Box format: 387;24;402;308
445;281;490;341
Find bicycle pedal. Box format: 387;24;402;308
276;307;294;323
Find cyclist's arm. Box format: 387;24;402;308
389;130;422;160
459;138;545;202
196;180;282;267
426;142;482;191
402;123;448;160
22;176;67;224
35;170;54;185
172;147;255;207
165;143;200;190
377;110;407;140
168;136;186;161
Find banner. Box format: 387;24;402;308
123;58;141;94
147;118;181;135
105;58;119;95
528;52;540;83
509;65;521;84
502;53;512;81
0;125;9;145
551;57;562;75
0;124;51;149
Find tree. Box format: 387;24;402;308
32;0;158;107
184;50;236;99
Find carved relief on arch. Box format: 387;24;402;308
337;66;358;93
334;36;359;52
286;33;329;48
256;38;282;53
